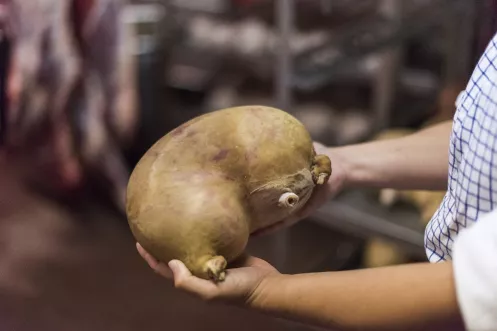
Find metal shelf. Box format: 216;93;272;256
310;189;427;259
292;0;470;91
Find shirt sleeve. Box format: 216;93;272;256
452;208;497;331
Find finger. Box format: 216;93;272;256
136;243;173;278
136;242;156;265
168;260;218;300
294;188;321;219
313;141;328;154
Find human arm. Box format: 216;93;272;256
249;262;463;331
255;208;497;331
328;120;453;192
137;244;464;331
295;120;453;220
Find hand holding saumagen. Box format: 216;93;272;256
126;106;331;282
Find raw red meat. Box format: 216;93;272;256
1;0;138;212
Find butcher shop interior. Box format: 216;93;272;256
0;0;494;330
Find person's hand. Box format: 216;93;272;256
134;142;347;303
248;141;349;238
295;141;348;220
136;243;281;305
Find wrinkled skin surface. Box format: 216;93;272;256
126;106;331;281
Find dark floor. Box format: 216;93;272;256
0;161;362;331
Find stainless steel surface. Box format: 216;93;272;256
275;0;295;112
248;221;364;274
372;0;403;131
273;0;295;270
311;190;427;259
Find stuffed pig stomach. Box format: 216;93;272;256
126;106;332;282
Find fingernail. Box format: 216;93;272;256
168;260;178;270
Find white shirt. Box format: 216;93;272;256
453;208;497;330
425;32;497;330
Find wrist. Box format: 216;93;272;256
328;141;383;190
247;273;288;310
325;146;353;192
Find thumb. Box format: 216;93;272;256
168;260;192;279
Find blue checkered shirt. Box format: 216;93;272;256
425;32;497;262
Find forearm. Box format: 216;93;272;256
334;121;452;191
250;262;464;331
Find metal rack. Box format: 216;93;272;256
271;0;472;263
277;0;472;129
312;190;427;258
291;0;470;90
157;0;473;125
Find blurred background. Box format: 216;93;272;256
0;0;495;330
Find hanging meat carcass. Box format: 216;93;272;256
0;0;139;212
